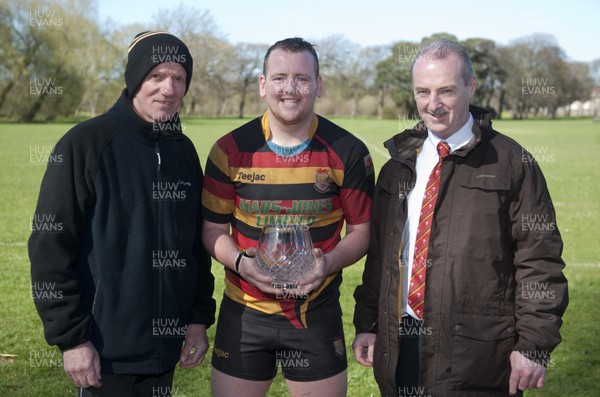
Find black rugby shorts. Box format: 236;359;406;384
211;295;347;381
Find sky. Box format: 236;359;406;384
95;0;599;63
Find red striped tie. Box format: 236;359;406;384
408;141;450;319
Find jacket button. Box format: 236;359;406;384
454;324;462;332
507;326;515;335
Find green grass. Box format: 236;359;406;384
1;117;599;396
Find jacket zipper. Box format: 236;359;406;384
155;136;164;365
155;141;161;172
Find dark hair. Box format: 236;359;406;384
262;37;319;77
411;39;474;85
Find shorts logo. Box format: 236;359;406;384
314;168;330;193
333;336;345;358
213;346;230;359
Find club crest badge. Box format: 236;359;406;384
333;336;345;358
314;168;330;193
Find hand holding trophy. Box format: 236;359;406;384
254;224;316;290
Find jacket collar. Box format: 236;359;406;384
384;105;494;164
112;88;184;143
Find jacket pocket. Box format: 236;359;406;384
91;273;155;361
451;170;512;260
458;169;511;191
450;312;515;391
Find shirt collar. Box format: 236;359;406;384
426;113;474;153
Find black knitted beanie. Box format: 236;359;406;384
124;30;193;97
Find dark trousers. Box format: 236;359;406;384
396;317;423;397
79;368;175;397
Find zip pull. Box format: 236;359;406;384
155;142;161;172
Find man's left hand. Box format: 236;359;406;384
179;324;208;369
509;351;546;395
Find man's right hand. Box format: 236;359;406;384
352;333;376;367
62;341;102;388
238;247;280;295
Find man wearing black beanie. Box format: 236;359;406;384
30;31;215;396
125;30;193;98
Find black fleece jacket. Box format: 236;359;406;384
29;89;215;374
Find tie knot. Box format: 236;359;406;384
437;141;450;159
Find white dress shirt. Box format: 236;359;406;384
401;114;475;319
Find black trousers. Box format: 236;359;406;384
78;368;175;397
396;317;423;397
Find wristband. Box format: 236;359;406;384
234;252;243;273
234;251;255;273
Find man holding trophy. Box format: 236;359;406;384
202;37;375;397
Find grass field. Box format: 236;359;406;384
0;117;599;396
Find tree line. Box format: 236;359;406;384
1;0;599;122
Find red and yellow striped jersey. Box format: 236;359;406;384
202;112;374;328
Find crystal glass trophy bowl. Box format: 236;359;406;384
255;224;316;289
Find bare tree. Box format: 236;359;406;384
152;2;222;42
345;45;388;117
232;43;267;118
2;2;597;120
315;35;386;117
151;4;230;116
500;34;593;119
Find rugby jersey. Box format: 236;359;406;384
202;112;374;329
